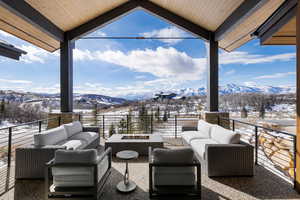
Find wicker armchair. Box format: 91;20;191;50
148;147;201;198
45;148;112;200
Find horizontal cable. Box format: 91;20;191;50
79;36;200;40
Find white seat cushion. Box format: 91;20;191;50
154;170;195;186
34;126;67;146
181;131;210;144
70;131;98;144
57;139;86;150
197;120;213;138
210;125;241;144
152;148;195;186
52;167;94;187
190;139;218;160
64;121;83;137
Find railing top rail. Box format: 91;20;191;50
219;117;295;137
0;117;59;131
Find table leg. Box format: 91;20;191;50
117;160;136;192
124;161;129;185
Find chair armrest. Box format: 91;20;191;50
182;126;197;132
96;147;112;165
149;147;153;164
205;143;254;177
83;126;100;133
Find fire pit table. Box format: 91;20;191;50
105;134;164;156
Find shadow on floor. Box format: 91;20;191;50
211;165;300;200
13;167;148;200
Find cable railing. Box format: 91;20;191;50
218;117;296;187
0;117;60;196
78;114;201;139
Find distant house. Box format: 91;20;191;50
153;92;177;101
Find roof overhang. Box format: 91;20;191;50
254;0;297;45
0;41;26;60
0;0;288;52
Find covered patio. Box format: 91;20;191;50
0;0;299;199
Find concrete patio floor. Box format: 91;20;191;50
1;138;300;200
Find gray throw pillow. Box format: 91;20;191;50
54;149;97;164
152;147;194;164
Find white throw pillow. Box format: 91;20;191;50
64;121;83;137
197;120;213;138
34;126;67;146
210;125;240;144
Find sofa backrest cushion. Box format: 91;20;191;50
64;121;83;137
197;120;213;138
152;147;194;164
210;125;241;144
54;149;98;164
34;126;67;146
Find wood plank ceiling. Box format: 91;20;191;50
263;16;296;45
0;0;287;52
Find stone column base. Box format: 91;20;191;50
203;111;230;129
47;112;80;129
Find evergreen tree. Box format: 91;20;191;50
127;109;134;134
0;99;5;122
109;123;116;137
163;110;168;122
259;104;265;119
138;105;150;133
155;106;160;122
241;106;248;118
92;104;98;125
118;118;127;134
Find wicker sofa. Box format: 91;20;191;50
15;121;100;179
182;120;254;177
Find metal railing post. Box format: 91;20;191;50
150;115;153;134
38;120;42;132
78;114;81;122
232;120;235;131
217;116;220;125
175;115;177;138
7;127;12;167
126;115;129;134
102;115;105;139
293;136;297;189
58;116;61;126
255;126;258;165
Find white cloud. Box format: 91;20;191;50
0;30;13;38
18;45;58;63
96;31;107;37
135;75;147;80
243;81;257;87
0;78;32;84
74;47;207;81
141;26;187;45
254;72;296;80
224;69;235;75
220;51;295;65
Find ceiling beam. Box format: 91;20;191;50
139;0;210;41
254;0;297;44
0;0;64;42
68;1;139;41
215;0;268;41
0;42;26;60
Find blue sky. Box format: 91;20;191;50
0;10;296;98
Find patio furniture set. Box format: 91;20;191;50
14;119;254;199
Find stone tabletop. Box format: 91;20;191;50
116;150;139;160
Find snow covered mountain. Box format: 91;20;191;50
121;84;295;100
